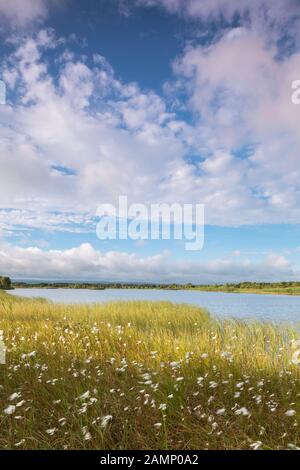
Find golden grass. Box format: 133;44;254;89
0;291;299;450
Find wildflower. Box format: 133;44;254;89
291;350;300;365
250;441;262;450
254;395;262;404
159;403;167;411
100;415;113;428
216;408;226;416
291;339;300;349
77;391;90;401
221;351;233;360
141;373;151;381
285;409;296;417
235;407;251;417
14;439;26;447
82;426;92;441
4;405;16;415
16;400;25;408
209;381;218;389
154;422;162;429
9;392;21;401
170;361;180;368
288;444;300;450
46;428;57;436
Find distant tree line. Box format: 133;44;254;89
11;280;300;291
219;282;300;289
13;281;183;290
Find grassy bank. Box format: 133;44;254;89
0;291;299;450
193;285;300;296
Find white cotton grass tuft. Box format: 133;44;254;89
154;422;162;429
14;439;26;447
235;407;251;417
9;392;21;401
100;415;113;428
285;409;296;417
77;391;90;401
82;426;92;441
4;405;16;415
46;428;57;436
250;441;262;450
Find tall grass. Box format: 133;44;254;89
0;292;299;450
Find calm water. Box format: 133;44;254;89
9;288;300;324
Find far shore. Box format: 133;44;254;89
9;281;300;296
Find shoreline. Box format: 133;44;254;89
9;284;300;296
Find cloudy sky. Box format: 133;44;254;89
1;0;300;282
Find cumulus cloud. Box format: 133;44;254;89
0;241;296;282
0;0;59;29
2;27;300;230
0;30;187;218
133;0;300;27
170;26;300;224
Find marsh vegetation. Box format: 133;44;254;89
0;291;299;450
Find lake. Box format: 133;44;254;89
9;288;300;324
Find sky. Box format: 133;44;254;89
1;0;300;282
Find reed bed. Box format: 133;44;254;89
0;292;299;450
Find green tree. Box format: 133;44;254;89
0;276;12;290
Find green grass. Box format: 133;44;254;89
193;286;300;296
0;291;299;450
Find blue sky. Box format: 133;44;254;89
1;0;300;282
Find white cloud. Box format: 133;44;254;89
0;30;188;219
134;0;299;27
0;0;59;29
0;241;296;282
171;27;300;224
0;209;96;234
2;26;300;233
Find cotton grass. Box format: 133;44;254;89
0;291;299;450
